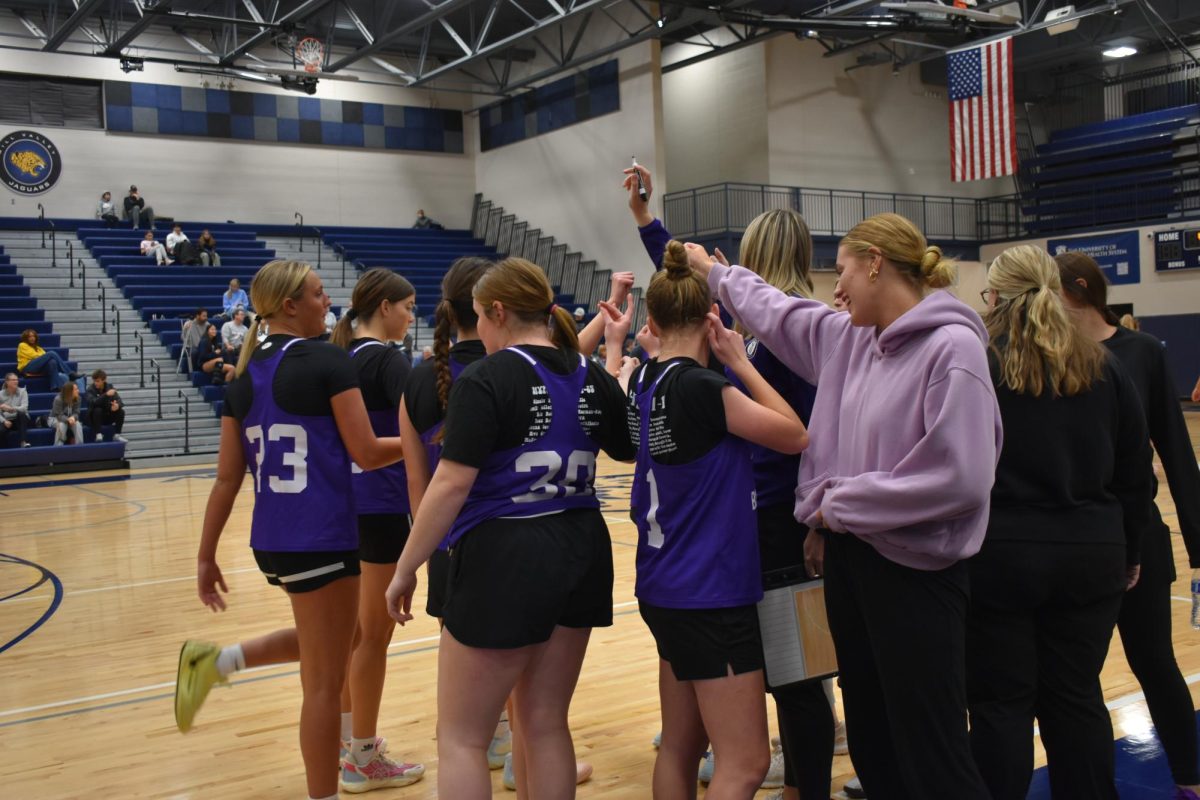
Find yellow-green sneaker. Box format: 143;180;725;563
174;640;227;732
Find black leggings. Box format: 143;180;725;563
1118;572;1200;785
758;504;835;799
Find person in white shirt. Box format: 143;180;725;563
166;224;189;260
221;309;249;351
140;231;170;265
97;192;119;227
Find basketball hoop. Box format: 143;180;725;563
295;37;324;74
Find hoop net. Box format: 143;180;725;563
295;37;324;74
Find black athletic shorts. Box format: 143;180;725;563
426;547;450;618
357;513;412;564
253;548;360;594
442;508;614;649
639;601;765;682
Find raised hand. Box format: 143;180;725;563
636;324;660;359
705;312;748;368
622;166;654;226
608;271;634;309
684;242;717;279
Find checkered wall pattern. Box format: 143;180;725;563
479;60;619;152
103;81;464;154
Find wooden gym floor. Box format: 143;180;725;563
1;412;1199;799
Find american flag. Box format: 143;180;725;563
948;37;1016;182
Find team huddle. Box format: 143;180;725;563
171;168;1200;800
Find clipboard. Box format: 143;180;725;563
756;565;838;689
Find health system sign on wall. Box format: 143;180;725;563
1047;230;1140;285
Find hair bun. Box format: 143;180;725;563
920;246;942;273
661;240;692;280
920;245;955;289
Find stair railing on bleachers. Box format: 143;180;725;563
37;203;45;248
77;259;86;310
295;212;305;253
149;358;163;420
133;330;146;388
310;226;323;272
48;221;57;268
97;282;106;333
66;241;72;278
111;305;122;360
178;389;191;455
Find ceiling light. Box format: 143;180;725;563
1102;45;1137;58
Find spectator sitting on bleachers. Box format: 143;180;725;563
0;373;31;448
123;185;155;229
85;369;127;443
573;306;586;331
182;308;209;358
166;224;189;258
97;191;119;228
197;229;221;266
194;323;236;384
413;345;433;366
222;278;249;317
221;308;249;351
412;208;443;229
140;231;171;266
51;382;84;446
16;329;82;390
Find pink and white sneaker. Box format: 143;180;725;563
340;749;425;793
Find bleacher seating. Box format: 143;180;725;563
316;228;598;328
0;244;127;474
83;223;510;418
1021;103;1200;234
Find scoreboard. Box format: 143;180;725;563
1154;229;1200;271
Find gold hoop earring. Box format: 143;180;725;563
868;269;879;282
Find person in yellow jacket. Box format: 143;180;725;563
16;329;81;390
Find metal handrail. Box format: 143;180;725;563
295;212;304;252
177;389;191;455
77;259;86;309
48;221;57;268
37;203;45;247
97;282;106;333
68;241;75;287
149;358;163;420
662;181;1025;243
133;330;145;388
112;305;122;360
310;226;323;273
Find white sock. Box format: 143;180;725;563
340;712;353;743
214;644;245;677
494;711;510;739
351;736;377;766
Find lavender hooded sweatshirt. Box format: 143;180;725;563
708;263;1003;571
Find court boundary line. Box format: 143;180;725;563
0;601;643;725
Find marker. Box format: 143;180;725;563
632;157;648;202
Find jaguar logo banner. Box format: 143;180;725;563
1;130;62;195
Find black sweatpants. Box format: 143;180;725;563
824;531;988;800
758;504;834;800
967;539;1126;800
87;404;124;435
1118;549;1200;786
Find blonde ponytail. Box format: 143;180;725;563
234;315;263;377
985;245;1104;397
